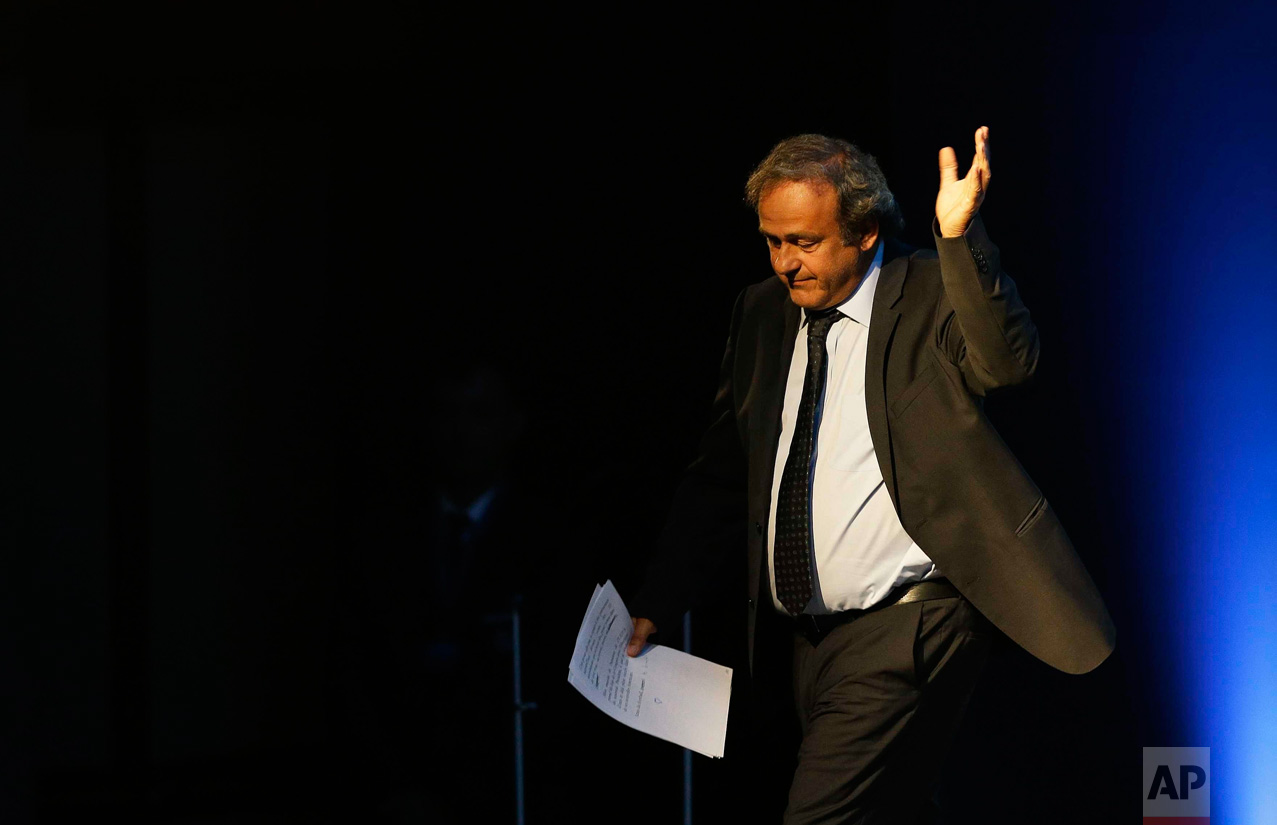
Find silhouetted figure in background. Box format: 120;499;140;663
336;360;545;823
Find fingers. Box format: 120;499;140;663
962;126;992;199
970;125;990;192
965;143;983;196
627;617;657;657
938;146;959;185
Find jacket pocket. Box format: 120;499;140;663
890;363;938;419
1014;496;1048;537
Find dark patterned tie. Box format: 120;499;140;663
774;308;842;616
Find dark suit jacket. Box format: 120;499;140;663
632;215;1115;675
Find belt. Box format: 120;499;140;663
791;578;960;648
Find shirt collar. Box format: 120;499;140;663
800;241;883;330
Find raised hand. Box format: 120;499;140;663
936;126;992;238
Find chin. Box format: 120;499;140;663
786;288;827;310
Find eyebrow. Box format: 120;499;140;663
758;228;823;242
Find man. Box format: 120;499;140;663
625;129;1115;823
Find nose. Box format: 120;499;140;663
773;243;800;277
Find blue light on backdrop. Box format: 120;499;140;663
1103;10;1277;822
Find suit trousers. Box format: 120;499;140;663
782;595;993;825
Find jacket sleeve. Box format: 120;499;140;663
628;289;749;636
932;214;1040;395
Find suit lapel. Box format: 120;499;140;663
754;295;800;516
866;243;910;510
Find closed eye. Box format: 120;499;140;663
760;233;821;250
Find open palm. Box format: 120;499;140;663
936;126;992;238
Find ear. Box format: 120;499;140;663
859;219;880;252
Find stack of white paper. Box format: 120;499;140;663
567;580;732;759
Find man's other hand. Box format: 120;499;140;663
936;125;992;238
627;617;657;657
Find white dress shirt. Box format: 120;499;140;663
767;243;938;615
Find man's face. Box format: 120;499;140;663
757;180;878;310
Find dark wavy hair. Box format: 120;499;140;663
745;134;905;244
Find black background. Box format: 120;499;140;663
3;3;1261;823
